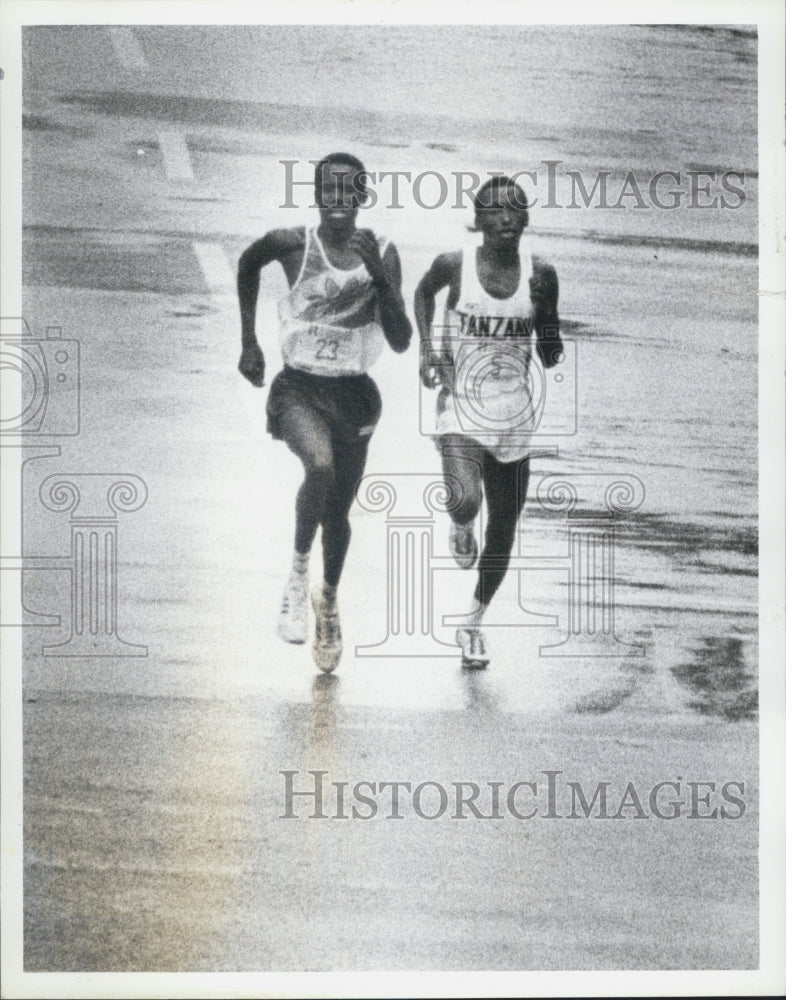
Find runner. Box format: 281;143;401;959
238;152;411;672
414;175;563;668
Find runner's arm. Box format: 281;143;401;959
237;229;300;386
531;261;563;369
414;253;457;388
376;242;412;353
350;232;411;353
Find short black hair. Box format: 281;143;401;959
314;152;368;202
473;175;529;216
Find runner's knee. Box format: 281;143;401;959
452;482;482;524
305;461;335;498
297;433;334;478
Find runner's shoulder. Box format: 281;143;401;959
437;249;462;270
240;226;305;269
265;226;306;255
430;250;462;285
357;227;390;244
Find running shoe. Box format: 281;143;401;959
456;626;490;669
449;520;478;569
311;588;343;673
276;571;309;644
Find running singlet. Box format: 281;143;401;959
278;227;388;376
436;244;537;461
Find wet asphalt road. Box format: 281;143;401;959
17;25;758;976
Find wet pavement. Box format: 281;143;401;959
13;23;761;978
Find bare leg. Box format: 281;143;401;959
320;434;371;588
474;452;530;607
438;433;484;526
278;404;335;556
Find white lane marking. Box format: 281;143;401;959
193;242;235;294
108;27;149;72
157;131;194;183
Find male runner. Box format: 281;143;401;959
238;153;411;673
414;175;563;668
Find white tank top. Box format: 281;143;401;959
278;227;388;376
442;243;536;408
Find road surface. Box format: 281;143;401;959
12;24;759;977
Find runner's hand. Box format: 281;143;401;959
529;271;549;309
349;229;386;284
420;349;447;389
239;343;265;387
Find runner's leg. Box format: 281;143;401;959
309;431;369;673
321;434;371;587
439;433;484;526
474;452;530;607
278;403;336;556
439;433;484;569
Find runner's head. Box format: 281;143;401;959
472;176;529;247
314;152;369;233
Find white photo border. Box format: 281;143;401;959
1;1;784;997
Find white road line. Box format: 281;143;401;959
157;131;194;183
193;242;235;294
108;27;149;72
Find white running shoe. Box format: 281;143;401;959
456;626;490;669
276;571;309;644
449;520;478;569
311;588;343;673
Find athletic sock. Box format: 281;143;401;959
321;582;338;607
465;598;486;628
292;552;309;575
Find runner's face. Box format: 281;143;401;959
317;163;363;234
476;189;528;249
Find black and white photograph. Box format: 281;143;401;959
1;1;784;997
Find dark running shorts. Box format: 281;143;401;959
266;366;382;442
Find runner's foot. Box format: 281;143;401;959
311;587;343;673
456;626;490;669
449;520;478;569
276;571;309;644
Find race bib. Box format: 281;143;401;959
452;341;534;398
281;321;384;376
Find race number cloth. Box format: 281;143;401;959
435;243;538;463
278;227;388;376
